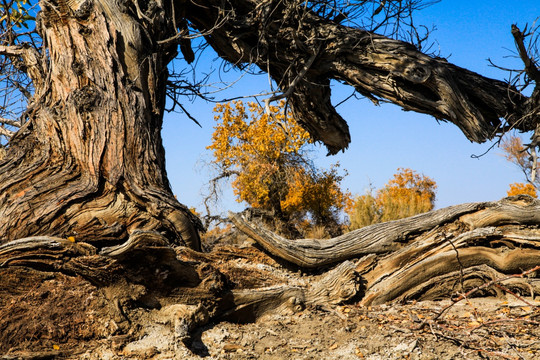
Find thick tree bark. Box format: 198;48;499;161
0;0;202;249
187;0;536;154
1;0;537;247
1;1;539;353
231;195;540;305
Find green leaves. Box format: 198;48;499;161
0;0;36;30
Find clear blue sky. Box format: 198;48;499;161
162;1;539;217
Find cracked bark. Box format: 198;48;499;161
231;195;540;305
1;0;539;353
0;0;202;249
187;0;534;154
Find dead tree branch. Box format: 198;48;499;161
231;195;540;305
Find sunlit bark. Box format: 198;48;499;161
0;0;201;249
187;0;535;154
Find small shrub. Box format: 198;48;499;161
507;182;538;198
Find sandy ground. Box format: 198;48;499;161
74;297;539;360
2;241;539;360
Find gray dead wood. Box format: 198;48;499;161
231;196;540;305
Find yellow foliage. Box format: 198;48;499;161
346;192;378;230
347;168;437;229
507;182;538;198
501;136;529;170
189;207;201;217
208;100;348;229
378;167;436;222
501;134;540;194
280;163;349;224
202;223;233;241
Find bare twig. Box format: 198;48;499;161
262;44;322;115
0;126;15;138
511;24;540;84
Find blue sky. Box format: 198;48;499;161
163;1;539;216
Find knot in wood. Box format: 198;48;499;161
402;63;431;84
71;85;101;112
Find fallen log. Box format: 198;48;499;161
231;195;540;305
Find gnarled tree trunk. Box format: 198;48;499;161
1;0;537;248
0;0;201;249
0;0;539;356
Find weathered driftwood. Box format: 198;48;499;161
231;195;540;305
229;202;487;267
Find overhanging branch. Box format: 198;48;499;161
187;0;532;153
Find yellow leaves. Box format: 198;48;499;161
347;168;437;229
383;167;437;205
0;0;36;30
209;100;348;227
346;192;378;229
501;135;528;169
208;101;309;169
283;163;350;225
501;134;539;195
209;100;312;213
189;207;201;217
507;182;538;198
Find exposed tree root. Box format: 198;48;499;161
0;230;360;353
1;196;539;355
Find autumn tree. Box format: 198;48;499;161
207;101;349;235
507;182;537;198
501;134;539;197
347;168;436;229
